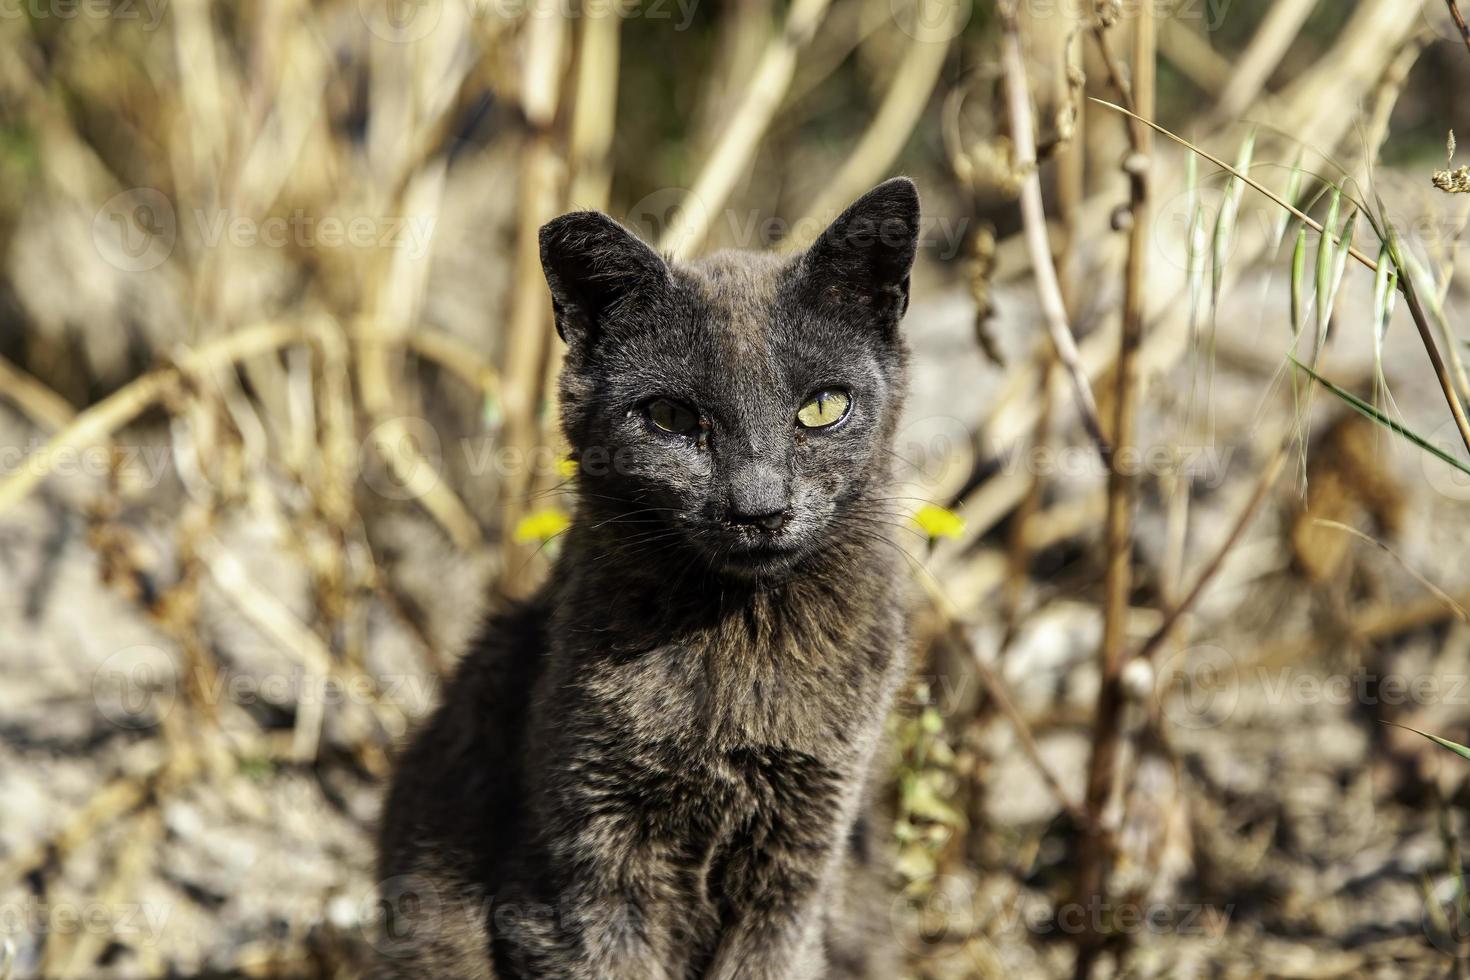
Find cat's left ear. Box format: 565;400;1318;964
799;177;920;327
539;211;671;352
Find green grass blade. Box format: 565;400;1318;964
1290;225;1309;342
1383;722;1470;763
1322;209;1358;330
1272;151;1305;253
1211;129;1257;307
1371;242;1397;414
1291;357;1470;477
1313;186;1342;357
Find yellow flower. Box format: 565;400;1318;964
556;457;580;479
912;504;964;541
513;508;571;544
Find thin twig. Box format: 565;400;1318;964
1446;0;1470;59
1001;21;1112;461
969;638;1089;826
1132;444;1288;667
1076;5;1154;975
1311;519;1469;622
915;572;1087;825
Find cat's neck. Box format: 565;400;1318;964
549;495;903;654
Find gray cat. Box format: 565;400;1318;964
373;178;921;979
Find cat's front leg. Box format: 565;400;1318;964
704;903;828;980
495;879;678;980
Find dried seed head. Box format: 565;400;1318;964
1433;165;1470;194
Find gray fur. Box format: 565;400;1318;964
374;178;921;979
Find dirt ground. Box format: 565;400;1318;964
3;157;1470;980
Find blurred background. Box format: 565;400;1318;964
4;0;1470;976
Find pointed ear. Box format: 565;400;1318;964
539;211;671;350
799;177;920;325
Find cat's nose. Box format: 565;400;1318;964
727;464;790;533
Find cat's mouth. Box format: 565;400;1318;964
717;536;808;580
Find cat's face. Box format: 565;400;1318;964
541;179;919;581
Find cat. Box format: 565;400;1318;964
373;177;921;980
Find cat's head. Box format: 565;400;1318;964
540;178;919;581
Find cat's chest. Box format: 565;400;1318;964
583;613;895;757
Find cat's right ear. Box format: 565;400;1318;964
539;212;671;352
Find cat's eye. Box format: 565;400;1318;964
645;398;702;437
796;388;851;429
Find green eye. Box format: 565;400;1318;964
796;389;851;429
646;398;701;436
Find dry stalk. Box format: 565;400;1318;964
1211;0;1319;122
1156;17;1232;97
196;536;406;765
534;0;626;501
1075;3;1153;974
0;322;307;515
498;3;573;591
786;0;957;245
1000;18;1111;461
658;0;833;259
0;355;74;431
